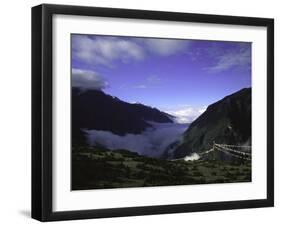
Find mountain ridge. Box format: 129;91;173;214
72;88;173;145
171;88;251;159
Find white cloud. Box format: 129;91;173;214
84;122;188;158
72;68;108;90
72;35;191;67
206;45;251;73
72;35;144;66
166;106;206;123
184;153;200;161
144;39;189;56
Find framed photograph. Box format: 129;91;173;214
32;4;274;221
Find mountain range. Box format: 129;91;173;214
72;88;173;145
72;87;251;160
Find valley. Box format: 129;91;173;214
72;88;252;190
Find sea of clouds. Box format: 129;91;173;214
84;122;188;158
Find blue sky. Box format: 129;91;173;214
72;34;251;123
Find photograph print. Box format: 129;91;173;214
71;34;252;190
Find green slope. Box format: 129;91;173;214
72;146;251;190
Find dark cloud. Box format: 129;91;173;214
72;69;108;90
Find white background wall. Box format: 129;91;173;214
0;0;279;225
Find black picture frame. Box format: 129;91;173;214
32;4;274;222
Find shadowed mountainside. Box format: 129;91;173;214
72;88;173;145
172;88;251;159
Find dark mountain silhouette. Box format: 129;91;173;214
72;88;173;145
171;88;251;159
